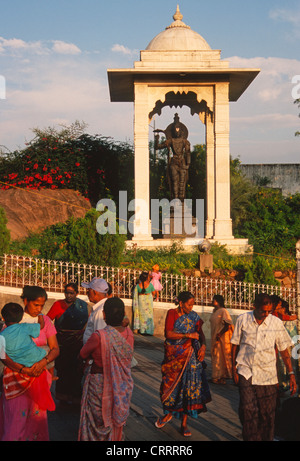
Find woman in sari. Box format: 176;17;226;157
47;282;88;404
78;297;134;441
271;297;298;392
209;294;233;384
155;291;211;437
0;286;59;441
133;271;155;335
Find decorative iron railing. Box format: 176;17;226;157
0;254;297;311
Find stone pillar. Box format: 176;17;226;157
132;83;153;241
205;110;215;238
213;82;233;239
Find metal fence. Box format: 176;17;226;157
0;254;297;311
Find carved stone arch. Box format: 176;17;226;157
148;87;214;124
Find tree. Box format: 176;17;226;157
230;156;257;235
34;209;126;267
0;121;135;208
0;207;10;255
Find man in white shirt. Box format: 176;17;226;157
82;277;109;344
231;292;297;441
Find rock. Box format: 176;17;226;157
282;276;292;288
0;188;91;240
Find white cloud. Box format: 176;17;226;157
0;36;82;56
0;36;46;55
111;43;136;56
269;8;300;26
227;56;300;103
269;7;300;39
51;40;81;55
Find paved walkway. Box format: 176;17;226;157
48;334;243;442
48;333;300;442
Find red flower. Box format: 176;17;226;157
75;162;80;167
33;163;38;169
8;173;18;180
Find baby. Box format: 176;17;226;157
0;302;47;371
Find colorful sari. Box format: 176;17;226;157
78;326;134;441
47;298;88;401
133;284;155;335
210;307;233;381
160;310;211;418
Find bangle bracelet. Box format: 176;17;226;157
288;371;295;375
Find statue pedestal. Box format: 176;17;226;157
162;205;198;239
198;254;214;273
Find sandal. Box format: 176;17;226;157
181;427;192;437
155;414;173;428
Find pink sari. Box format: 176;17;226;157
0;370;53;441
78;326;133;441
0;316;56;441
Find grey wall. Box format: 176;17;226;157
239;164;300;196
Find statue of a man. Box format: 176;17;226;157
154;113;191;202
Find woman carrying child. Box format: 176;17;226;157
0;286;59;441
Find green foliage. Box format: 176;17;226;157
123;242;198;274
10;209;126;267
67;209;126;267
187;145;206;208
0;207;10;255
230;157;257;233
237;189;300;257
243;255;280;286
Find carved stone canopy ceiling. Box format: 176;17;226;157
149;90;213;122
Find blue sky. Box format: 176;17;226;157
0;0;299;163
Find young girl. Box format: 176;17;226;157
151;264;163;302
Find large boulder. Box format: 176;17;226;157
0;188;91;240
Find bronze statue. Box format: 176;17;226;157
154;113;191;202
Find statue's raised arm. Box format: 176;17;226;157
154;113;191;201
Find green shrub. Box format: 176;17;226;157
9;209;126;267
0;207;10;255
243;255;280;286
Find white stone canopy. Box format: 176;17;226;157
107;6;260;253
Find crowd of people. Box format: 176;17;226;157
0;273;298;442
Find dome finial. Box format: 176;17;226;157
173;5;183;22
166;5;190;29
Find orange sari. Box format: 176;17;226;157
210;307;233;381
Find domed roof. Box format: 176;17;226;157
146;6;211;51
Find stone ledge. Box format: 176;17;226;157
0;286;246;340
